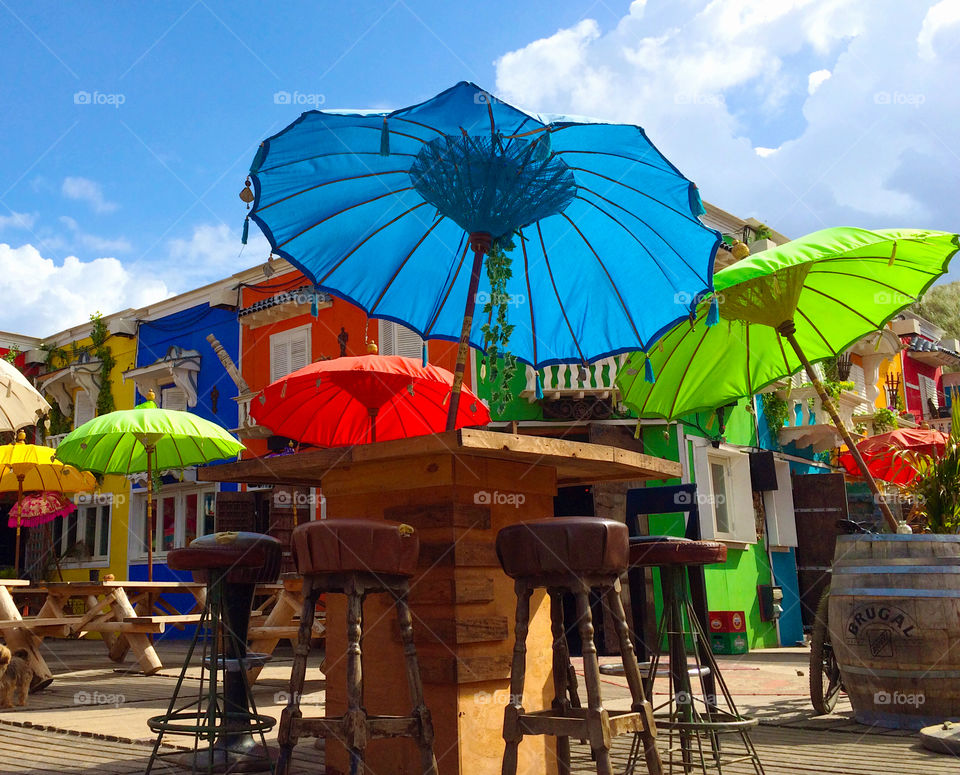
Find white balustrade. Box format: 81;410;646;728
521;355;628;402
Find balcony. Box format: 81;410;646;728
520;356;628;421
777;385;869;452
44;433;69;449
233;392;272;439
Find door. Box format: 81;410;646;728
791;473;848;628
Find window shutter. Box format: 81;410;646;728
289;333;309;372
161;387;188;412
270;338;288;382
919;374;939;414
378;319;423;360
850;363;866;399
270;325;311;381
74;391;95;428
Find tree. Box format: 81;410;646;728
912;281;960;340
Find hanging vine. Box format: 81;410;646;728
480;241;518;414
89;312;116;416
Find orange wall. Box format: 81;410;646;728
239;271;466;457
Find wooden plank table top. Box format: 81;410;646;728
198;427;680;487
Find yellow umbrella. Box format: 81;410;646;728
0;431;96;575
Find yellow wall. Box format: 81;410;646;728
53;332;137;584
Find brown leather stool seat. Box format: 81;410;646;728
168;531;282;584
291;519;418;577
496;517;628;579
629;536;727;568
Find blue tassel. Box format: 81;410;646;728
421;342;428;367
535;373;544;399
644;357;655;384
310;287;319;317
706;294;719;327
380;119;390;156
241;217;249;245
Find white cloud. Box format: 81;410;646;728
808;69;832;94
0;212;38;231
0;242;168;335
495;0;960;253
61;177;118;214
165;222;269;289
918;0;960;59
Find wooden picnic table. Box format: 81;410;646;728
0;577;323;686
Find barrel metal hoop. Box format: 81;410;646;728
841;665;960;678
834;565;960;574
833;587;960;598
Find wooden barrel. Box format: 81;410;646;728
828;534;960;728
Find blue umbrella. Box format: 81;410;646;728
243;81;720;427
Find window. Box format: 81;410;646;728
378;319;425;360
52;497;110;564
692;443;755;544
74;390;95;429
161;386;187;411
270;324;311;381
919;374;939;417
763;459;798;548
131;486;217;560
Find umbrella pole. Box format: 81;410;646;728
778;321;899;531
146;446;154;582
13;474;23;577
369;407;378;444
445;233;490;431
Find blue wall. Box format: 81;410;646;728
131;303;241;619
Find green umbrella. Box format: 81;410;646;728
617;227;959;530
55;392;245;579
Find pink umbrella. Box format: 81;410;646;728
7;491;76;528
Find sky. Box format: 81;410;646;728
0;0;958;337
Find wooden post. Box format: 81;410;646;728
778;321;898;531
111;586;162;674
445;234;489;431
146;446;154;582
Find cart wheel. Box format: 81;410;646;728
810;591;842;715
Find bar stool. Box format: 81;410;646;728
276;519;438;775
496;518;663;775
146;531;282;774
626;536;765;775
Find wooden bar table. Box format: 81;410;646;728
200;428;679;775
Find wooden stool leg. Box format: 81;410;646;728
502;580;533;775
606;580;662;775
394;584;438;775
277;578;317;775
574;585;613;775
549;590;572;775
345;578;367;775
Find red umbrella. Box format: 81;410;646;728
839;428;949;485
251;355;491;447
7;491;77;528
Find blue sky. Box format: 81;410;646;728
1;0;958;335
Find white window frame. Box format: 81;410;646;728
129;484;218;562
692;441;756;544
762;459;798;548
270;323;312;382
52;494;112;567
378;319;425;360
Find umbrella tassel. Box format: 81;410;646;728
706;294;720;327
634;420;642;440
241;217;249;245
421;342;428;367
644;357;655;384
535;373;544;399
888;241;898;266
310;287;319;317
380;119;390;156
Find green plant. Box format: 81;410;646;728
89;312;116;416
44;399;72;436
761;392;790;438
480;241;518;414
898;399;960;532
751;223;773;241
2;345;21;364
39;342;68;370
872;406;898;434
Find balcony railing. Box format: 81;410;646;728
521;355;628;402
777;385;869;452
233;392;272;439
44;433;69;449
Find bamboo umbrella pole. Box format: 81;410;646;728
146;445;154;582
778;321;898;531
445;233;490;431
13;474;23;577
